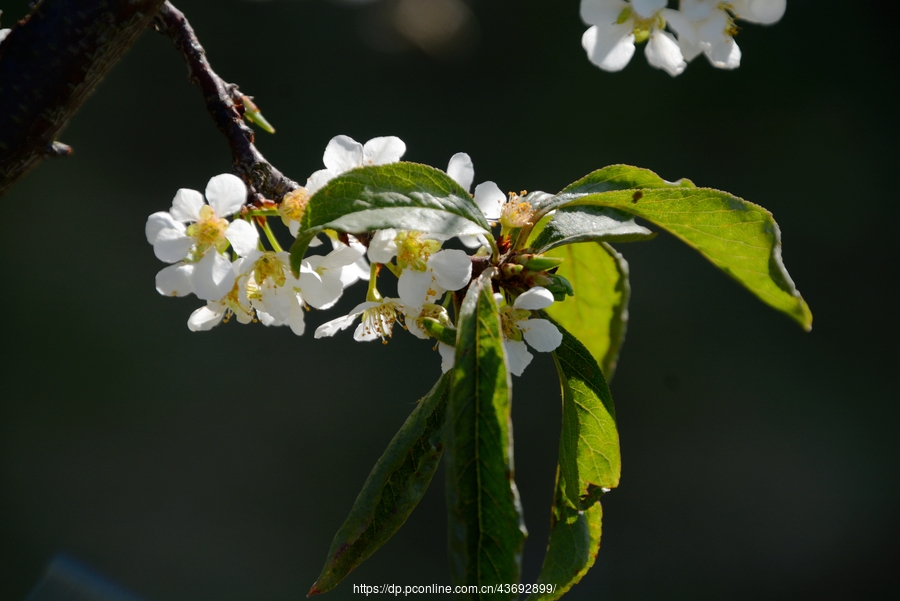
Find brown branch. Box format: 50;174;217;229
153;2;299;204
0;0;167;196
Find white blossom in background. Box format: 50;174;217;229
580;0;687;76
674;0;785;69
579;0;786;75
499;287;564;377
146;174;257;301
315;298;405;342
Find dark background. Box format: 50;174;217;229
1;0;897;599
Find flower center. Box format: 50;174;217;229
360;300;403;343
499;305;531;342
279;188;310;224
500;194;534;229
395;231;441;272
187;204;229;251
253;252;287;288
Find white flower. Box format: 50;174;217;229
300;244;366;310
580;0;687;76
234;250;307;336
500;287;564;377
673;0;785;69
314;298;405;342
146;174;258;301
306;134;407;195
0;29;10;43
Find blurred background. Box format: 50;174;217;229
1;0;897;599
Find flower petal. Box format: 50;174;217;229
521;318;563;352
504;340;533;377
631;0;666;18
323;135;364;174
320;244;364;270
429;249;472;291
439;342;455;373
193;250;237;301
146;211;183;244
367;229;398;263
731;0;785;24
582;23;636;72
188;304;225;331
398;268;435;308
580;0;627;25
306;168;335;195
156;263;195;297
363;136;406;165
662;8;697;45
225;219;260;257
645;30;686;76
704;37;741;69
288;294;306;336
447;152;475;192
514;286;555;311
473;181;505;221
153;228;194;263
205;173;247;217
170;188;204;222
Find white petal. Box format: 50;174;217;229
679;0;715;21
521;319;563;352
447;152;474;192
504;340;533;377
362;136;406;165
731;0;785;24
367;229;399;263
288;294;306;336
439;343;455;373
662;8;697;45
300;270;344;309
205;174;247;217
153;228;194;263
0;29;10;43
225;219;260;257
429;249;472;291
645;30;686;76
458;235;483;249
193;250;237;301
679;36;704;62
514;286;555;311
398;269;434;308
306;168;335;195
155;263;195;297
256;310;280;327
582;23;636;72
473;181;505;221
146;211;183;244
170;188;204;222
187;304;225;331
631;0;666;19
705;38;741;69
315;314;358;338
323;135;364;174
320;245;364;270
580;0;628;26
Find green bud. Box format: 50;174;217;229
523;255;564;271
501;263;525;277
421;318;457;347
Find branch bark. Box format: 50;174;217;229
153;2;299;203
0;0;167;196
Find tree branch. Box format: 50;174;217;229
153;2;299;204
0;0;167;196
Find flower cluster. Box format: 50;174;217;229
146;136;567;376
580;0;785;76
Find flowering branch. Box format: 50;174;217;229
153;2;300;204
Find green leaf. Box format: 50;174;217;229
549;184;812;330
530;471;603;601
544;242;630;381
530;205;655;253
532;164;695;214
550;317;620;510
290;162;490;274
446;271;527;595
309;374;451;596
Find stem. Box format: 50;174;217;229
366;262;383;302
260;219;283;253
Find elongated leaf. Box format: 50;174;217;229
532;164;695;214
309;374;451;596
545;242;630;380
530;471;602;601
446;271;527;595
291;162;490;274
531;205;655;253
550;185;812;330
550;317;620;510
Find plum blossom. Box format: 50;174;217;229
314;298;405;342
146;174;258;301
499;287;564;376
673;0;785;69
580;0;688;76
300;244;367;310
234;250;308;335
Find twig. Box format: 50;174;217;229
153;2;299;204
